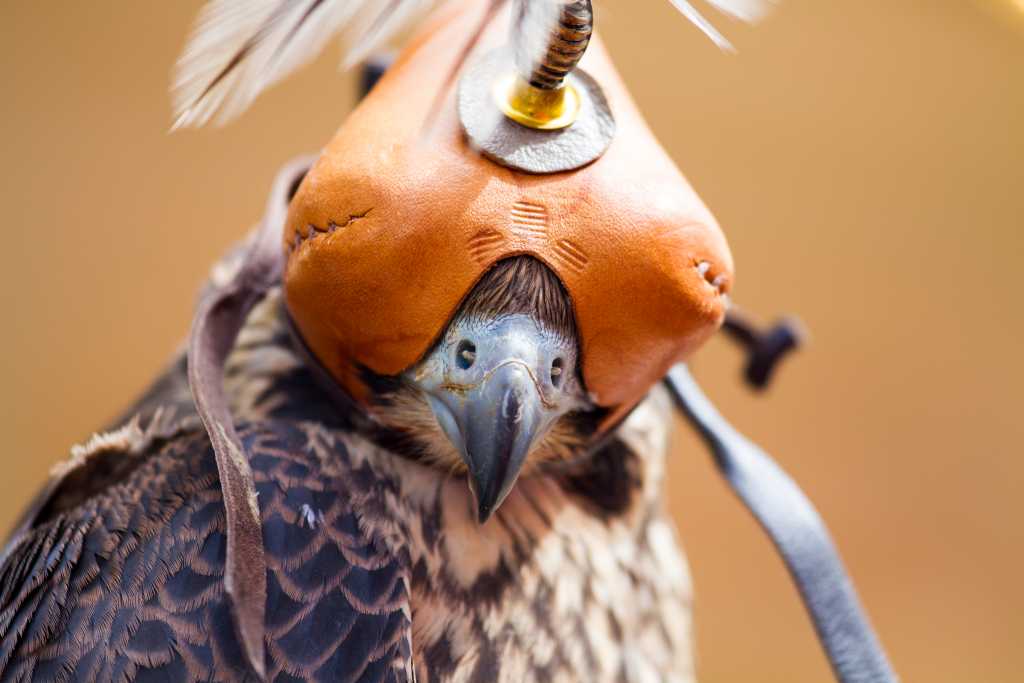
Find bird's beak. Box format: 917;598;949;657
468;362;544;522
417;315;576;523
427;362;548;523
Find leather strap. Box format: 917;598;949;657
186;156;315;679
663;364;898;683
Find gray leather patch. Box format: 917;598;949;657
458;49;616;175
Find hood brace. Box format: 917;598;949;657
183;157;898;682
664;366;898;683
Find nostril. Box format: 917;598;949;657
550;357;564;388
456;340;477;369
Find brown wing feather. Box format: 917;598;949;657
0;421;412;683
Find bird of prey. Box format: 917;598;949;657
0;1;897;682
0;168;692;680
1;242;690;682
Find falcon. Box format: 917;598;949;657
0;243;691;682
1;1;898;682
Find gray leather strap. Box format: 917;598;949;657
663;364;898;683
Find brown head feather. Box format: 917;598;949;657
457;256;578;346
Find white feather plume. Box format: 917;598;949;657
666;0;776;51
172;0;777;129
172;0;435;129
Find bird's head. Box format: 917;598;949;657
362;256;597;522
281;2;732;523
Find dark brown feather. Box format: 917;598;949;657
0;420;413;683
457;256;578;343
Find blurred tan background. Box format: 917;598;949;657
2;1;1022;681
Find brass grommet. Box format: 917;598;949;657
494;73;581;130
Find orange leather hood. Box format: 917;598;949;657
283;2;733;426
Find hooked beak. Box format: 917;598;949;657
460;363;543;522
427;362;547;523
416;314;578;523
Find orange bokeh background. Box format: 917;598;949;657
2;2;1022;681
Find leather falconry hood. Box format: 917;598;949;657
283;0;733;427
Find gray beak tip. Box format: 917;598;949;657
475;496;496;525
464;469;496;525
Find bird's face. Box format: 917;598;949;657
360;256;597;523
408;312;589;521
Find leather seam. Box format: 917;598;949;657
286;208;373;256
